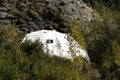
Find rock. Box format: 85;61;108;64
0;12;7;18
0;7;8;11
0;0;99;33
22;30;90;61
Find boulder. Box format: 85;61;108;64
22;30;90;60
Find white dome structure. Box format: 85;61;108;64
22;30;90;61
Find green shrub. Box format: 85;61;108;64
21;40;43;55
85;10;120;79
29;9;39;18
21;40;97;80
0;23;98;80
0;23;30;80
69;20;86;48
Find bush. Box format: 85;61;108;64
0;23;30;80
21;40;43;55
0;23;98;80
84;7;120;79
21;40;96;80
69;20;86;48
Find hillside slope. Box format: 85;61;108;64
0;0;120;80
0;0;99;33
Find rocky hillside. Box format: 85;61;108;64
0;0;120;80
0;0;99;33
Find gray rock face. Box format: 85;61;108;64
53;0;97;23
0;0;99;33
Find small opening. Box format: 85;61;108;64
46;39;53;44
51;40;53;43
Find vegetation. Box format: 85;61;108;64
0;0;120;80
86;19;120;79
0;23;98;80
82;0;120;80
69;20;86;48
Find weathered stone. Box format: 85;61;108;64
0;0;100;33
0;7;8;11
0;12;7;18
